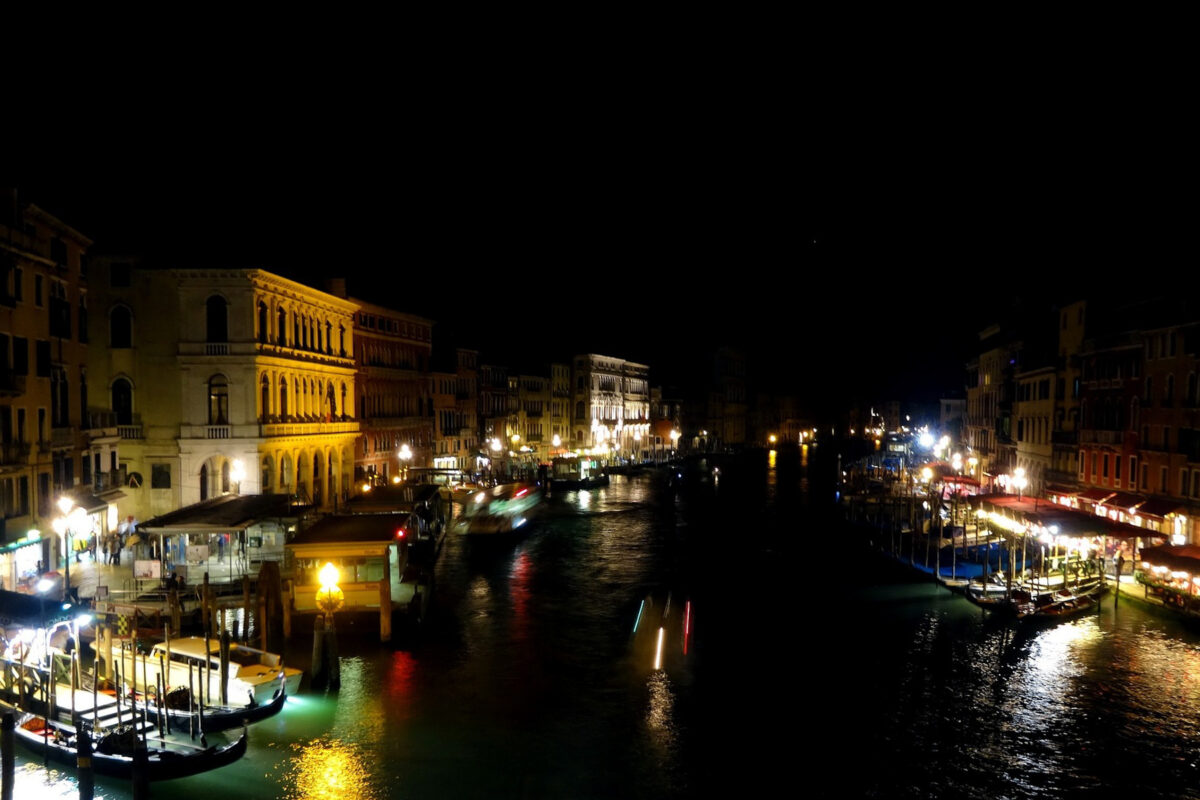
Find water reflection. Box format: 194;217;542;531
281;736;376;800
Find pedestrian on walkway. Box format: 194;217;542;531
217;533;226;562
109;534;120;566
89;533;97;562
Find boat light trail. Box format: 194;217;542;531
654;626;665;670
633;600;645;634
683;600;691;655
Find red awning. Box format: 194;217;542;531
1076;488;1115;503
1133;500;1187;520
1102;492;1143;510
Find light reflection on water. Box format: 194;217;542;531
828;562;1200;798
280;735;376;800
6;472;715;799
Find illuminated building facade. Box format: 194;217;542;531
88;265;360;518
571;354;650;460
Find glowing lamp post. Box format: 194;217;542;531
313;562;344;691
1014;467;1028;501
51;497;87;602
316;562;345;619
399;443;413;481
231;459;245;495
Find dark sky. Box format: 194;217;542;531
9;86;1191;418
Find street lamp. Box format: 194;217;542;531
1014;467;1028;501
230;459;245;494
399;443;413;481
51;497;86;603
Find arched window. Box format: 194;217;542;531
208;376;229;424
112;378;133;425
110;305;132;348
294;314;300;348
326;383;336;419
206;295;228;343
258;302;268;344
280;454;292;491
200;464;209;501
277;308;287;346
339;325;346;356
325;321;333;354
279;376;289;419
260;374;271;420
262;455;274;494
341;383;348;418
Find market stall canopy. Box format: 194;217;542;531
1101;492;1144;511
140;493;310;535
1139;545;1200;572
1131;499;1187;521
1075;488;1115;504
967;494;1164;540
0;588;87;629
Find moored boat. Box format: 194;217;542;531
1014;582;1106;622
138;683;286;733
102;636;301;707
10;709;247;781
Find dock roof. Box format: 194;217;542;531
288;513;415;546
141;494;309;534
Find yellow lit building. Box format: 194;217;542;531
88;264;360;519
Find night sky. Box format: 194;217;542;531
9;104;1189;420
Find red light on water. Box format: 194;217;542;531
515;488;528;498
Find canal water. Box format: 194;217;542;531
16;446;1200;798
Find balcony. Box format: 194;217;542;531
205;343;230;356
258;419;361;437
93;467;127;493
206;425;231;439
118;424;144;439
1080;430;1123;445
0;370;25;397
51;426;77;449
1;441;31;465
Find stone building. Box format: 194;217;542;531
88;264;360;518
345;293;433;483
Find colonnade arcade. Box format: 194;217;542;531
256;444;354;508
258;370;352;422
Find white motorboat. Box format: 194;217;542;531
102;635;301;707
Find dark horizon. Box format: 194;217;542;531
9;169;1191;420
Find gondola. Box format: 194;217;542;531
138;684;286;733
10;710;248;781
1014;582;1107;622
